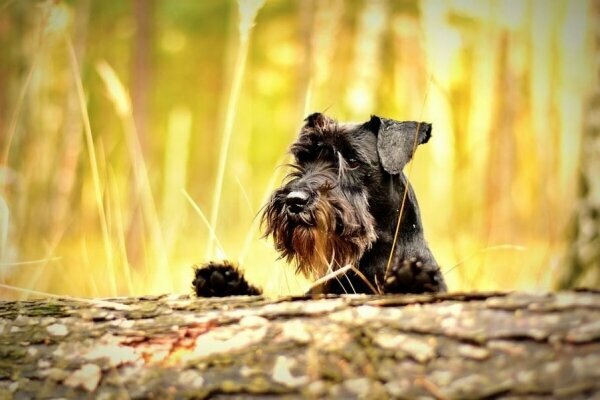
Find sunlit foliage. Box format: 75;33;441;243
0;0;595;299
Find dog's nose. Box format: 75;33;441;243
285;191;310;214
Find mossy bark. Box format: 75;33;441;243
1;291;600;399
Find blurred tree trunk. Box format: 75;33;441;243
559;0;600;289
127;0;155;266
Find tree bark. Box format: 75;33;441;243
559;0;600;289
1;291;599;399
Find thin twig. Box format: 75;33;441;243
308;264;353;291
182;189;228;259
444;244;526;276
348;265;380;295
307;264;380;295
385;77;433;279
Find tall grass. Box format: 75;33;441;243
206;0;266;260
0;1;594;300
67;38;116;295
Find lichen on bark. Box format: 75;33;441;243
1;291;599;399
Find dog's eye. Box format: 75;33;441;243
346;158;360;168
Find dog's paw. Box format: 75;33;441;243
192;261;262;297
383;257;446;294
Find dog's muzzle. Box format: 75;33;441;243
285;190;311;214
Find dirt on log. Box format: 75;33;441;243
1;291;600;399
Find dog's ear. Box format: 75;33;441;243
363;114;382;134
303;112;335;131
365;115;432;175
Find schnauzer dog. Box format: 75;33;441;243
193;113;446;296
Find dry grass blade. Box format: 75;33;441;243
307;264;380;295
183;189;227;260
95;61;131;116
206;0;266;260
107;167;134;295
385;78;432;280
237;0;266;41
308;264;353;292
1;0;51;165
66;35;116;296
324;249;350;294
0;257;61;267
235;176;255;217
348;265;379;294
384;121;423;279
96;59;171;293
238;155;288;262
2;56;38;165
444;244;527;276
206;39;249;259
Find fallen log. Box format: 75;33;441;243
1;291;599;399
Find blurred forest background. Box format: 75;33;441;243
0;0;597;299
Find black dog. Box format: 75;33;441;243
193;113;446;296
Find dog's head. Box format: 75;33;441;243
262;112;432;278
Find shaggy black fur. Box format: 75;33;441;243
192;261;261;297
193;113;447;297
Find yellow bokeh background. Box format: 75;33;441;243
0;0;595;299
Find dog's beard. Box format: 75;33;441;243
263;191;377;279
